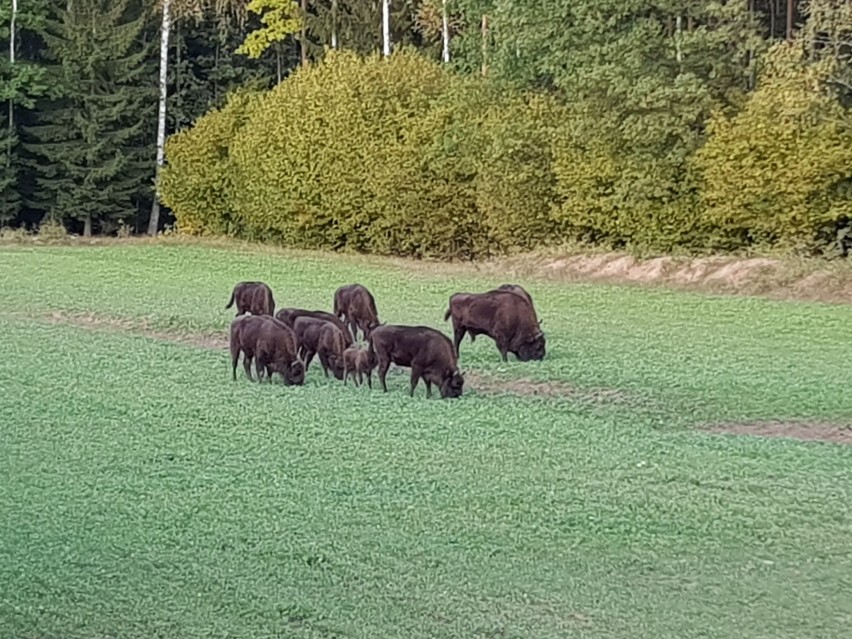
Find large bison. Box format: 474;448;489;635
225;281;275;317
342;345;377;388
229;314;305;385
333;283;381;341
275;308;354;346
495;283;536;314
369;324;464;399
444;289;545;362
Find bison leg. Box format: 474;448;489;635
452;325;466;357
343;361;349;385
231;346;240;381
409;366;423;397
303;349;316;371
365;370;372;389
424;379;433;399
319;353;330;378
378;359;390;392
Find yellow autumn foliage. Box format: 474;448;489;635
694;43;852;252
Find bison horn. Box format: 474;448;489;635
534;331;544;339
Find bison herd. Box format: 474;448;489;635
227;280;546;399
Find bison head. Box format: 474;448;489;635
515;330;546;361
282;359;306;386
439;369;465;398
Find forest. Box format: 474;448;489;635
2;1;852;258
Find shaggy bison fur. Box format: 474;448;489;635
229;314;305;385
342;345;377;388
444;289;545;362
225;281;275;317
333;283;381;340
369;324;464;399
275;308;354;346
317;321;348;380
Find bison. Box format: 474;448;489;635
316;321;348;380
229;314;305;385
494;284;536;314
333;283;381;341
368;324;464;399
225;281;275;317
444;289;545;362
342;344;377;388
275;308;354;346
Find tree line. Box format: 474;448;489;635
2;1;851;257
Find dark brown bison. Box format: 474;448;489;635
494;284;536;314
333;283;381;340
225;281;275;317
368;324;464;399
342;345;377;388
316;322;348;380
229;315;305;385
292;316;327;371
444;289;545;362
275;308;354;346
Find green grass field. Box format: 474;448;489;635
1;241;851;638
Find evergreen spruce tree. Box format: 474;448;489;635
0;0;48;224
23;0;155;235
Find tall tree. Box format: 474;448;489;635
382;0;390;55
0;0;47;223
148;0;172;235
25;0;156;235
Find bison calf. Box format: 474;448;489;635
230;314;305;386
369;324;464;399
225;281;275;317
342;345;377;388
333;283;381;340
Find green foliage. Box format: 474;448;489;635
695;42;852;253
236;0;302;59
165;49;562;258
160;89;259;235
23;0;156;232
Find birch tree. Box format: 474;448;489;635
148;0;172;235
441;0;449;62
382;0;390;56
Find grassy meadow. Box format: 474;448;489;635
1;240;851;638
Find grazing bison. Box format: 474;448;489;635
369;324;464;399
494;283;536;314
333;283;381;340
444;289;545;362
275;308;354;346
317;322;348;380
342;345;377;388
225;281;275;317
229;315;305;385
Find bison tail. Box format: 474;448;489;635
225;290;235;310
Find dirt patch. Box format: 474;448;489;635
701;420;852;445
39;310;228;351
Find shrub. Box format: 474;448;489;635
160;89;260;236
693;43;852;253
164;48;561;259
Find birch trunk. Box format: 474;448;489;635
331;0;338;49
441;0;449;63
382;0;391;56
480;14;488;76
675;15;682;64
8;0;16;164
148;0;171;236
787;0;794;40
300;0;307;65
